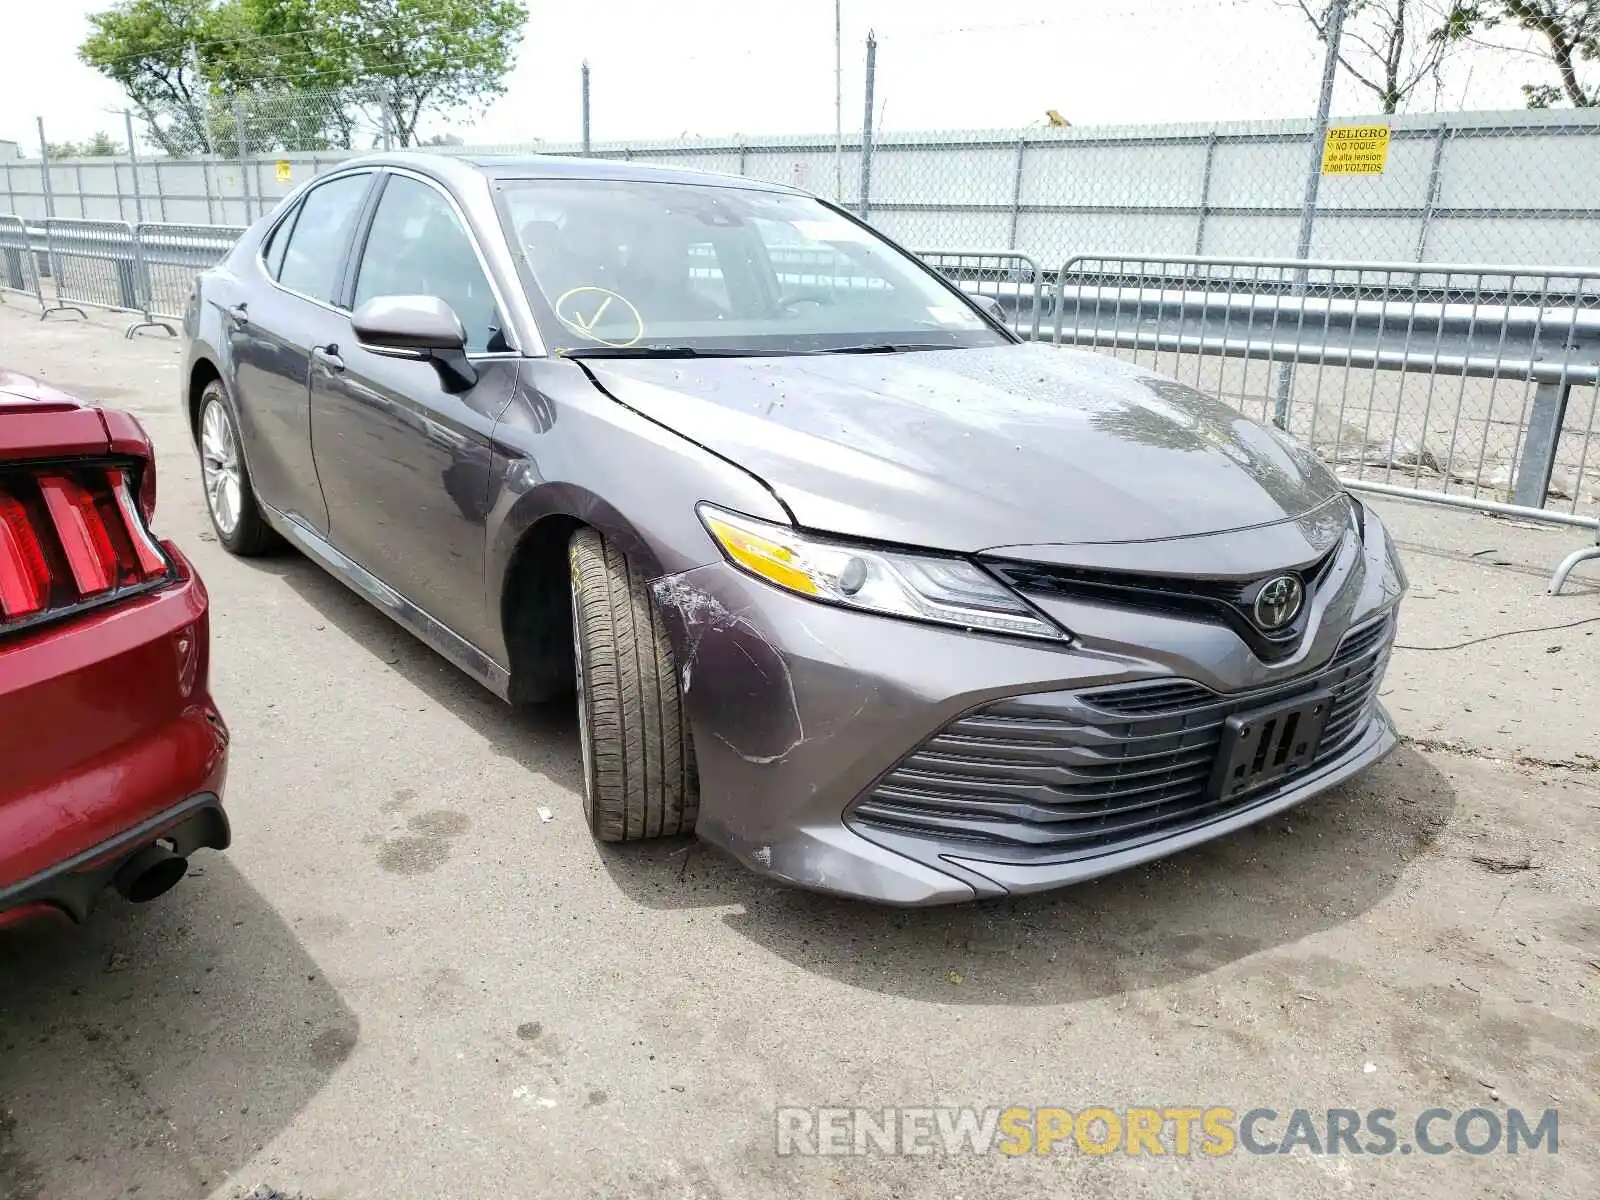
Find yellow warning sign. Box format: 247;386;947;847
1321;125;1390;175
275;159;293;184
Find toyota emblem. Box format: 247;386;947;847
1253;575;1304;630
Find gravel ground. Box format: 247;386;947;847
0;301;1597;1200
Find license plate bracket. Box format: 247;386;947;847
1208;689;1333;801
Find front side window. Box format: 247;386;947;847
275;173;371;302
353;175;505;354
499;179;1003;355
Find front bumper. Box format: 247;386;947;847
650;516;1403;905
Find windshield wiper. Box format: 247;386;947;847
561;345;766;359
806;343;953;354
561;342;956;360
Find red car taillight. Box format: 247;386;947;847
39;474;119;596
0;490;50;618
107;468;168;578
0;464;171;628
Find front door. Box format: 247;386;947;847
308;172;515;652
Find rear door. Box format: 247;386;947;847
308;170;518;652
227;170;375;535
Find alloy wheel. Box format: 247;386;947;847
199;398;243;538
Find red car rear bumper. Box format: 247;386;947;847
0;542;230;924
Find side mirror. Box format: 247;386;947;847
352;294;477;392
970;294;1006;324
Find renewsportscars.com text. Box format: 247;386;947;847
775;1106;1559;1158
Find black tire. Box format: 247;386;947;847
196;380;276;556
569;527;698;841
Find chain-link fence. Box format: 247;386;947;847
5;1;1600;267
7;110;1598;268
1049;252;1600;516
4;0;1599;583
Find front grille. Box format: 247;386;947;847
988;545;1343;664
849;614;1393;859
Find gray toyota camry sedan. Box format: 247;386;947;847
182;152;1405;904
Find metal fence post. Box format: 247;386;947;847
859;31;876;219
35;118;60;286
1008;137;1026;251
380;95;394;151
124;109;145;225
1194;132;1219;254
36;118;55;219
233;95;252;222
202;159;216;225
1273;0;1347;428
581;61;591;154
1414;121;1449;261
1513;381;1571;508
834;0;843;202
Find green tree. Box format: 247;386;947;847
83;131;126;155
79;0;527;154
261;0;528;147
78;0;243;155
1445;2;1600;106
42;133;123;158
1287;1;1464;113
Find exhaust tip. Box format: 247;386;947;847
113;844;189;904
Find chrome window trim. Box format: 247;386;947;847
256;167;376;316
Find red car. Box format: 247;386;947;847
0;369;229;929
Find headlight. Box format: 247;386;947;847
698;505;1065;641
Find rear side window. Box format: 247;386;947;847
276;173;371;303
261;209;294;279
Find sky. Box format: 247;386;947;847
0;0;1559;152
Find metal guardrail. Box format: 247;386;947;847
915;249;1044;341
0;214;42;308
135;221;247;323
5;216;234;338
39;218;143;322
1049;252;1600;593
0;215;1594;592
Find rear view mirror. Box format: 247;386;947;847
352;294;477;392
970;294;1006;324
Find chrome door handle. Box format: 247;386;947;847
312;344;345;373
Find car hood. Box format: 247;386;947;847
581;343;1344;553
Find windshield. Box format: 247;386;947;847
496;178;1007;356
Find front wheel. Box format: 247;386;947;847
568;528;698;841
197;382;275;556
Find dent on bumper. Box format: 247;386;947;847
649;527;1402;906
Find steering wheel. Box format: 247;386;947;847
776;290;836;316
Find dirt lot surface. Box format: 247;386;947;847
1;301;1598;1199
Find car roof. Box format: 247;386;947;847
340;151;807;196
